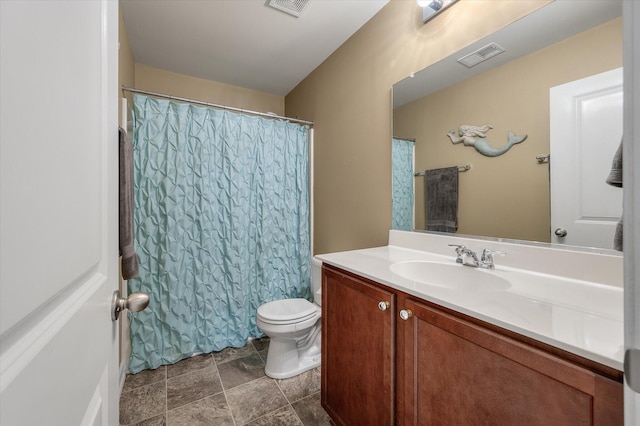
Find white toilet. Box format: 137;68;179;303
256;257;322;379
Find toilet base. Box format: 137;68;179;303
263;329;321;379
264;349;320;379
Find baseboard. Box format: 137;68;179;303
119;360;128;393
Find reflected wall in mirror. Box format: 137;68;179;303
392;0;622;249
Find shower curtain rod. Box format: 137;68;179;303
393;137;416;142
121;86;314;126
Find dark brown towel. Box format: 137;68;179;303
606;138;623;251
119;127;139;279
425;167;458;233
606;139;623;187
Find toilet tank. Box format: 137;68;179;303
311;257;322;306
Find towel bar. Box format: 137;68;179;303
414;164;471;177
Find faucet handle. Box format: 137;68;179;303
448;244;466;263
481;248;505;262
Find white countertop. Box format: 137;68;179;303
317;235;624;371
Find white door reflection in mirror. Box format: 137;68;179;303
550;68;623;249
392;138;415;230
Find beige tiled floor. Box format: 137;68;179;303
119;338;330;425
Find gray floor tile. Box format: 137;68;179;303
166;393;234;426
226;376;289;425
119;343;330;425
251;337;270;353
213;343;257;364
123;367;166;391
245;406;303;426
126;414;166;426
167;366;223;410
217;352;266;390
277;367;320;403
120;381;166;425
167;354;214;378
291;393;331;426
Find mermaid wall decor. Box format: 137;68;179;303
447;125;527;157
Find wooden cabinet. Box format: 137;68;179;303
322;264;623;426
399;298;623;425
322;265;396;425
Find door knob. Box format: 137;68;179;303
554;228;568;237
378;301;390;311
111;290;149;320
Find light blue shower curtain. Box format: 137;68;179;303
128;94;310;373
392;138;414;230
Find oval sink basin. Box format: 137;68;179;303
389;261;511;292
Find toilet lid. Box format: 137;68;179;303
258;298;318;324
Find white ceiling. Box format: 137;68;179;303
121;0;389;96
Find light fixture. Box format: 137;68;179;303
417;0;458;23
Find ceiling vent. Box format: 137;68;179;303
457;43;506;68
266;0;310;18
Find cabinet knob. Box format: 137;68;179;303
399;309;413;320
378;301;390;311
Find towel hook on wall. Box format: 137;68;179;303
536;154;550;164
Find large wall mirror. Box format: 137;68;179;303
392;0;623;250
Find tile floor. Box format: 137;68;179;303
119;337;331;426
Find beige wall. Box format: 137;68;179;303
119;5;135;124
134;64;285;115
286;0;552;255
394;18;622;242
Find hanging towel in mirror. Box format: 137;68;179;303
425;166;458;233
119;127;140;279
606;138;623;251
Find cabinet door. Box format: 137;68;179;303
322;266;396;426
399;298;622;426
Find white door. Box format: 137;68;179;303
550;68;623;249
0;1;119;425
624;1;640;422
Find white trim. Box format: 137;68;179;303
120;362;128;393
103;1;120;422
0;273;106;392
121;98;128;130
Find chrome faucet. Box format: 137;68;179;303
449;245;505;269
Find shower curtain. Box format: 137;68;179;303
128;94;311;373
392;138;415;230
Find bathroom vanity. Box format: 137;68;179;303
318;231;623;425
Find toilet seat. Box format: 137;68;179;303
257;298;319;325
